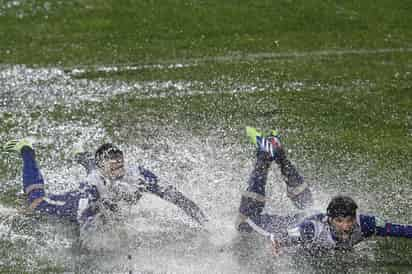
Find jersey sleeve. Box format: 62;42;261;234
360;214;412;238
159;185;208;224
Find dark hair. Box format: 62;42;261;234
327;195;358;218
95;143;123;167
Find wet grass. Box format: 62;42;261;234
0;186;22;207
1;0;412;273
0;0;412;65
0;238;66;273
83;52;412;170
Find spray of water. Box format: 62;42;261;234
0;63;409;273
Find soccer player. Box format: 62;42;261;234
237;127;412;254
4;140;207;233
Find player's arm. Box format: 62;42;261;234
74;151;96;174
360;215;412;238
137;166;208;224
240;216;314;255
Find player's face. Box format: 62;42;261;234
330;216;356;240
102;156;126;180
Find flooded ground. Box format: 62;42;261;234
1;45;412;273
2;1;412;272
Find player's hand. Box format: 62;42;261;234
270;236;283;256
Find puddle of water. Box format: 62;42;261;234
0;64;376;116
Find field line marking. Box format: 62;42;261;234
65;47;412;74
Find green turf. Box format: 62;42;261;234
0;238;66;273
1;0;412;65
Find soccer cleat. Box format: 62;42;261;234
246;126;262;145
3;138;33;153
246;126;282;160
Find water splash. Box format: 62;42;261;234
0;59;410;272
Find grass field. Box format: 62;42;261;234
1;0;412;65
1;0;411;273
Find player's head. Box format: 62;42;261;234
95;143;125;180
327;195;358;241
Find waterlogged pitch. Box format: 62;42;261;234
0;1;411;273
